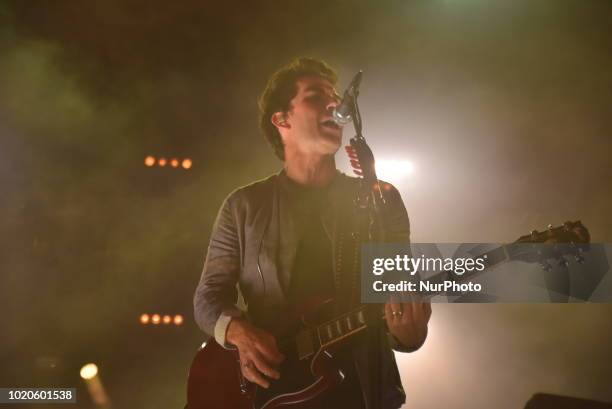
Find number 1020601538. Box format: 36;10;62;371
1;388;76;403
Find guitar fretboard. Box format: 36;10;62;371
317;308;368;347
424;244;511;288
294;231;587;359
305;245;513;353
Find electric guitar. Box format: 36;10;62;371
185;220;590;409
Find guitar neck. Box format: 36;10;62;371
422;244;512;290
294;231;587;359
311;245;516;348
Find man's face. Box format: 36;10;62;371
281;75;343;156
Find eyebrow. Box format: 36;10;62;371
303;85;341;98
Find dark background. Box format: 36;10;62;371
1;1;611;408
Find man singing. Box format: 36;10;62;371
194;57;431;409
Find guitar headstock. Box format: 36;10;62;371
511;221;591;269
514;220;590;244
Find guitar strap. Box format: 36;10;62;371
360;189;386;409
328;176;387;409
331;179;373;313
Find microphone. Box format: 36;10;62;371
333;70;363;126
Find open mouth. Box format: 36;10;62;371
321;119;341;130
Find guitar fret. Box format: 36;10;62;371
346;316;353;331
335;321;343;336
326;325;333;341
316;307;370;347
483;246;508;267
356;310;365;325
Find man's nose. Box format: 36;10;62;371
326;96;340;112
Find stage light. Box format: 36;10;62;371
375;160;414;182
145;156;192;170
80;363;98;380
80;363;111;407
142;312;185;326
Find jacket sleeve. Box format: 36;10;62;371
378;182;428;353
378;182;410;243
193;192;243;342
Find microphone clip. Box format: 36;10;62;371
333;70;363;128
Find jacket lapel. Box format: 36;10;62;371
256;173;297;303
275;177;299;297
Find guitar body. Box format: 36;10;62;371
187;339;253;409
255;347;344;409
187;338;345;409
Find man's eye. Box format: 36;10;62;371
307;93;324;101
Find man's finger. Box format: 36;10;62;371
384;302;395;325
242;361;270;389
410;302;431;323
257;337;285;366
423;302;432;321
251;349;281;380
399;302;414;324
386;298;402;319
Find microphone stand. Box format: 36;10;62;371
346;73;386;409
348;83;386;227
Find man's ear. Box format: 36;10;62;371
271;112;290;129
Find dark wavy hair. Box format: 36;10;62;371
258;57;338;160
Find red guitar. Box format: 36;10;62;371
186;221;590;409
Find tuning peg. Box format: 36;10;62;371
558;257;569;268
548;224;553;231
531;230;539;240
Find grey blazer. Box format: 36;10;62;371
194;170;413;409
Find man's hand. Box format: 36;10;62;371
226;317;285;389
384;299;432;350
